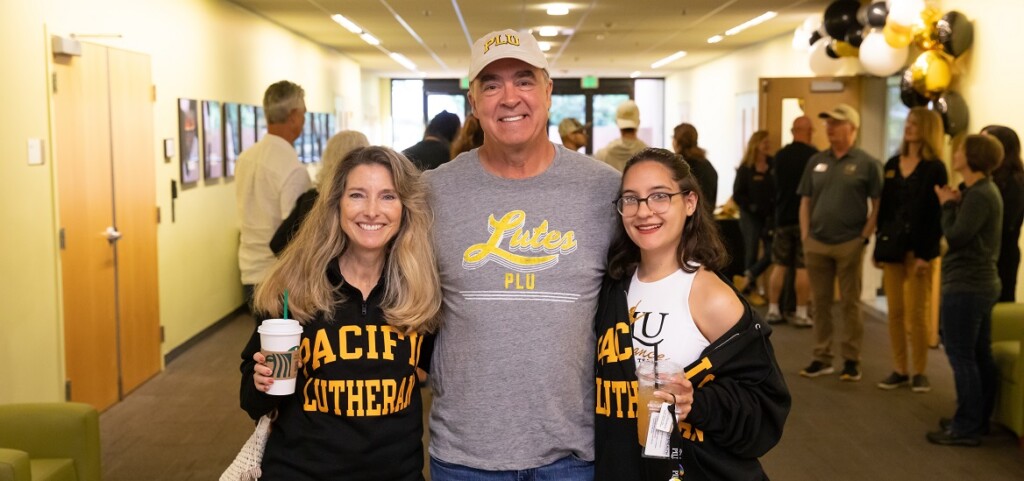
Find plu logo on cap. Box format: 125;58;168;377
484;33;520;54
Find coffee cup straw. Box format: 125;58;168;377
653;344;660;390
283;290;289;319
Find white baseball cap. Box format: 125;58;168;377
616;100;641;129
469;29;549;81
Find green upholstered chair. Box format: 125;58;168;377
0;402;101;481
992;302;1024;443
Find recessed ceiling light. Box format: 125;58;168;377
330;14;362;34
538;26;560;37
707;35;724;44
630;71;642;78
538;41;552;52
725;11;778;36
650;50;687;69
360;33;380;46
389;52;417;71
546;4;570;16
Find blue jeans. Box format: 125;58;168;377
430;455;593;481
738;210;772;280
939;291;999;436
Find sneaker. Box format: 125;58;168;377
939;417;990;436
876;372;910;390
839;360;861;382
911;374;931;393
799;361;834;378
926;429;981;447
788;314;813;328
765;311;784;324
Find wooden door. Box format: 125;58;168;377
108;47;161;395
54;43;161;410
758;77;863;152
54;42;120;410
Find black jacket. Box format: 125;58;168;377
733;158;775;220
875;156;947;261
594;272;790;481
239;261;433;480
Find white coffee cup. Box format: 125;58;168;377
258;318;303;395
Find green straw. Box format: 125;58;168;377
283;290;289;319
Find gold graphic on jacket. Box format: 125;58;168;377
298;325;425;417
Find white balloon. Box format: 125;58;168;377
859;29;909;76
802;14;822;34
809;39;843;76
888;0;925;27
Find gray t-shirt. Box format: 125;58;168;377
797;147;883;244
423;145;621;470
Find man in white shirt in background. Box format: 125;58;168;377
594;99;648;171
235;80;311;307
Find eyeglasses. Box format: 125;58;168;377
614;191;689;216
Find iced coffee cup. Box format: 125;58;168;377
258;318;303;396
636;359;684;447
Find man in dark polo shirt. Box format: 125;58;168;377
797;103;883;382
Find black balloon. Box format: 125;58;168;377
857;2;888;28
900;69;930;109
823;0;861;39
930;91;969;136
809;30;823;46
825;43;840;59
937;11;974;58
845;26;865;48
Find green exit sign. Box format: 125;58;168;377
460;77;470;90
581;76;599;89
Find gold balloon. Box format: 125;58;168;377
884;22;914;48
914;24;939;51
920;5;943;26
909;51;952;99
833;40;860;57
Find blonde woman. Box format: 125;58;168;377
874;108;947;393
732;130;774;296
240;146;441;479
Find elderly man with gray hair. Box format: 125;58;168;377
235;80;312;307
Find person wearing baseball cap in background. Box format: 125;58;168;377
558;117;589;152
797;102;883;384
595;99;649;171
421;29;620;480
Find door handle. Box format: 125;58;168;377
104;226;123;243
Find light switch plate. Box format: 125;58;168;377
164;138;175;162
27;138;44;165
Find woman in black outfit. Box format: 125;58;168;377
874;107;947;393
733;130;775;294
981;125;1024;302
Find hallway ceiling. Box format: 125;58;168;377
231;0;833;78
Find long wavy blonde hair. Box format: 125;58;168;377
740;130;770;168
254;146;441;333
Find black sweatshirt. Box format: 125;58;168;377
876;155;948;261
594;272;791;481
239;261;433;480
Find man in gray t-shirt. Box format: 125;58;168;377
422;29;620;478
797;103;883;383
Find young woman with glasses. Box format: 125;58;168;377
594;148;790;481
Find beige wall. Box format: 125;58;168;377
666;0;1024;301
0;0;363;403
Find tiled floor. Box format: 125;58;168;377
99;306;1024;480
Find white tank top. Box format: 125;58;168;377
629;267;710;368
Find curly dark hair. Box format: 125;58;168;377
608;147;729;280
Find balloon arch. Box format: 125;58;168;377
794;0;973;135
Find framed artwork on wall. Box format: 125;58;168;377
177;98;200;184
240;104;256;150
223;102;241;177
255;106;267;140
202;100;224;179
